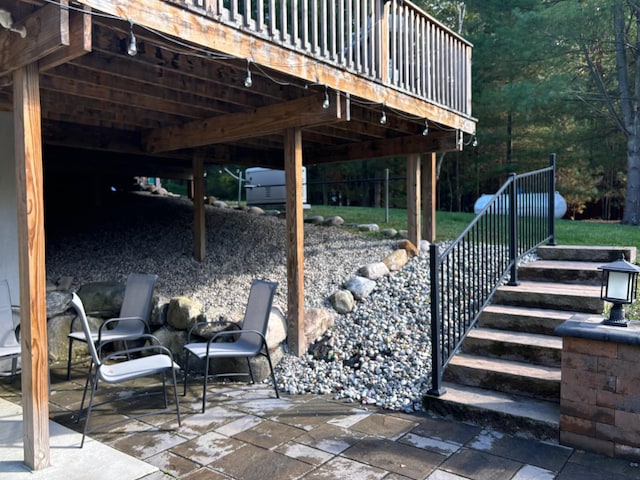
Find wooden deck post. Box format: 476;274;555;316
14;63;50;470
407;154;421;247
423;152;437;242
284;127;305;355
192;152;206;262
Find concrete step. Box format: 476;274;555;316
492;281;603;313
536;245;636;263
478;304;576;335
518;260;603;285
443;353;561;402
463;327;562;367
422;382;559;442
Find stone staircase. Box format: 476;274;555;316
423;245;637;441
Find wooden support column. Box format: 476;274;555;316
406;154;421;247
192;152;206;262
284;128;305;356
422;152;437;242
14;63;50;470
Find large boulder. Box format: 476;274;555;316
46;290;73;318
167;296;204;331
76;281;124;317
304;308;336;345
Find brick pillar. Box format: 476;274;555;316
556;317;640;461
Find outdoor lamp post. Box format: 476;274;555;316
599;255;640;327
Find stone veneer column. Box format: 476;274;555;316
556;316;640;461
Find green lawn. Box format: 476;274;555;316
306;205;640;320
305;205;640;252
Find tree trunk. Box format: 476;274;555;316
624;127;640;224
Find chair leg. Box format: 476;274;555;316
264;348;280;399
170;367;182;426
78;360;95;417
81;375;100;448
246;358;255;384
162;373;168;408
202;356;210;413
66;337;74;380
183;352;191;396
10;356;17;384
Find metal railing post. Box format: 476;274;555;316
507;173;519;286
548;153;557;246
428;243;446;396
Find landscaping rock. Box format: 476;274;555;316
344;276;377;300
383;249;408;271
397;239;419;258
329;289;355;314
304;308;336;344
167;296;204;330
324;216;344;226
358;262;390;280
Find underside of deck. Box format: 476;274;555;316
0;0;475;179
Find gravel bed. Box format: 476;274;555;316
46;192;433;412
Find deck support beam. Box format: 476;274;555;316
192;151;206;262
284;128;305;356
423;153;437;242
407;154;421;248
14;63;50;470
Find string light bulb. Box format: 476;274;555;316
472;136;478;147
322;86;330;109
422;120;429;136
244;59;252;88
127;20;137;56
380;105;387;125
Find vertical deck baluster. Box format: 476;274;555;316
244;0;251;27
418;16;425;96
390;0;397;84
256;0;264;32
321;0;328;57
311;0;318;54
329;0;336;60
338;0;345;65
301;0;308;50
354;0;361;71
268;0;276;38
230;0;238;23
292;0;299;47
280;0;288;43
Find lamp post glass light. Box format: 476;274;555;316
599;255;640;327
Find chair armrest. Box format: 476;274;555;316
98;316;149;340
102;334;176;363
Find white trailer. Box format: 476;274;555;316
245;167;309;207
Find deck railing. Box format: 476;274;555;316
166;0;472;117
428;154;558;396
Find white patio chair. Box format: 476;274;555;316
0;279;20;383
69;292;181;447
183;279;279;413
66;273;157;379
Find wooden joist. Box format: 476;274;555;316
144;93;346;153
0;2;71;77
305;130;461;164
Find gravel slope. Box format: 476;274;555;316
45;192;397;320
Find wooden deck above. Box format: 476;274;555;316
0;0;475;177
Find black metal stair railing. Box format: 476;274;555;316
428;153;558;396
